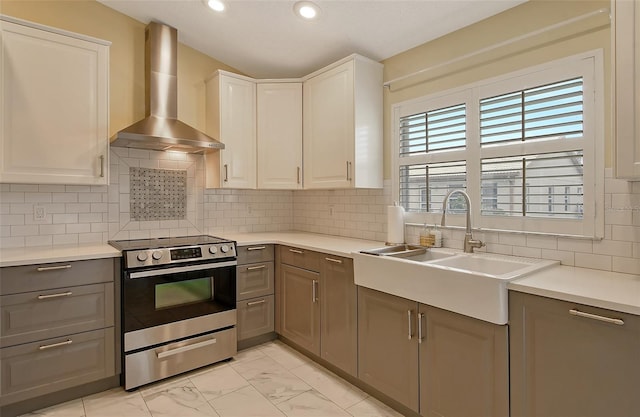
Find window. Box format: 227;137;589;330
393;52;604;237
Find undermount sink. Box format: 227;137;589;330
352;248;558;324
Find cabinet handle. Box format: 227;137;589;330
246;265;266;271
39;339;72;350
36;265;72;272
346;161;352;181
156;338;217;359
246;246;266;251
37;291;73;300
569;309;624;326
289;248;304;254
224;164;229;182
325;257;342;264
247;299;266;306
417;312;424;344
99;155;105;177
297;167;301;184
312;279;318;303
407;310;413;340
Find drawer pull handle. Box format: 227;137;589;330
99;154;105;177
247;299;266;306
312;279;318;303
325;257;342;264
407;310;413;340
36;265;72;272
246;246;266;251
39;339;72;350
569;309;624;326
246;265;266;271
37;291;73;300
289;249;304;254
157;338;217;359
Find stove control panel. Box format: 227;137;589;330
124;243;236;268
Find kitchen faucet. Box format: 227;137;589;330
440;190;485;253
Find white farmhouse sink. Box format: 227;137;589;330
352;249;558;325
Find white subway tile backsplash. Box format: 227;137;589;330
52;213;78;224
611;225;640;242
593;239;634;257
10;225;39;236
10;184;38;192
575;252;612;270
26;235;53;247
612;257;640;275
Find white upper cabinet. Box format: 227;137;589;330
205;71;257;189
613;0;640;180
0;16;110;185
257;82;302;189
303;54;383;189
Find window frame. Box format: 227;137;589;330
391;50;604;238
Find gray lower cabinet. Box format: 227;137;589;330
0;258;118;410
236;245;275;346
358;286;508;416
358;286;419;412
277;246;358;375
510;291;640;417
279;262;321;355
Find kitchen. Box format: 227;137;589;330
0;0;639;416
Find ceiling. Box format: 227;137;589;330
97;0;528;79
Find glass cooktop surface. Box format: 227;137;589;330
108;235;232;251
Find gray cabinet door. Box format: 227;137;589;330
510;291;640;417
420;304;508;417
237;295;275;341
0;327;115;406
320;255;357;376
358;287;419;412
0;283;114;348
236;261;274;301
279;264;320;355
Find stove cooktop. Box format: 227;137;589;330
108;235;232;251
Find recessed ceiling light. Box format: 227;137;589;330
207;0;225;12
294;1;321;20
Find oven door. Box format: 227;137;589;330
123;260;237;334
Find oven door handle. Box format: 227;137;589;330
156;337;217;359
128;260;238;279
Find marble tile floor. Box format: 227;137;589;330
21;340;405;417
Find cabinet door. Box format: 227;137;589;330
320;255;357;376
257;83;302;189
219;74;256;189
303;61;355;189
279;264;320;355
420;304;508;417
613;0;640;179
357;287;419;412
510;291;640;417
0;20;109;185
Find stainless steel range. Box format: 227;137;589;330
109;235;237;390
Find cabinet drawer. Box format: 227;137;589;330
0;327;115;406
236;261;274;301
0;283;114;348
279;245;322;272
237;244;274;264
237;295;275;341
0;258;114;295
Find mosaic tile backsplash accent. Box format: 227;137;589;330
130;167;187;221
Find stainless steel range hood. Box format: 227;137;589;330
110;22;223;154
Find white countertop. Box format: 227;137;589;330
225;231;385;258
0;243;121;267
508;265;640;316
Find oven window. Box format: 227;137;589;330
155;277;212;309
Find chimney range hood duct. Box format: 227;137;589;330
110;22;223;154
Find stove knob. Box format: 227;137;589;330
220;244;229;253
137;252;148;262
152;251;163;260
209;246;218;254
